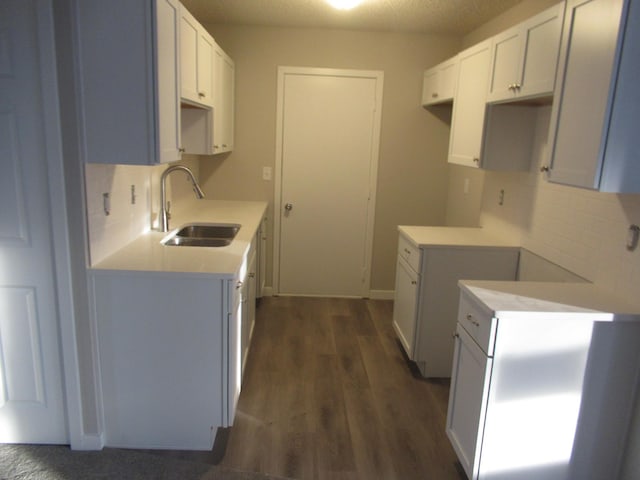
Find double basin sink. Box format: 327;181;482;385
162;223;240;247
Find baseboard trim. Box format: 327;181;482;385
369;290;395;300
260;288;394;300
71;432;104;451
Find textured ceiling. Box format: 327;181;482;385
180;0;525;35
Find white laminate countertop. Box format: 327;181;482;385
460;280;640;320
398;226;520;249
91;200;267;277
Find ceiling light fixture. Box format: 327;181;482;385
326;0;365;10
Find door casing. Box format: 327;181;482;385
273;66;384;297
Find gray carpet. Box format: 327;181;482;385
0;445;287;480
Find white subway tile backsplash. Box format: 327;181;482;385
478;107;640;304
85;158;201;265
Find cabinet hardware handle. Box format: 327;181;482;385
540;165;550;173
432;93;438;98
178;147;185;153
404;248;411;255
473;157;480;164
198;92;205;98
452;332;459;339
236;281;243;289
466;314;480;327
248;272;256;278
411;280;417;285
508;84;514;91
515;83;522;90
222;144;228;148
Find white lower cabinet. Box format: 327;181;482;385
392;231;519;377
447;323;492;479
92;269;247;450
241;235;258;376
447;285;640;480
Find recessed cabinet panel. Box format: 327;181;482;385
487;29;521;101
487;2;564;103
448;40;492;168
422;56;458;106
179;9;199;103
547;0;640;192
212;46;235;154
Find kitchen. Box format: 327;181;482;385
1;0;639;479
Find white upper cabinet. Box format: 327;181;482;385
422;56;458;106
74;0;182;165
487;3;565;103
212;45;235;154
179;6;214;108
448;40;492;168
546;0;640;192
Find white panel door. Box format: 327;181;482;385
276;68;382;297
0;0;67;443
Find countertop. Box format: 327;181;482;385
398;225;520;249
460;280;640;320
91;200;267;277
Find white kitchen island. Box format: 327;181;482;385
90;200;267;450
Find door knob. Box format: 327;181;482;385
284;203;293;211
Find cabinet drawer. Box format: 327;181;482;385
457;291;496;356
398;234;421;273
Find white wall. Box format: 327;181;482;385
199;24;461;293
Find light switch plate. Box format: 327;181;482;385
263;167;272;181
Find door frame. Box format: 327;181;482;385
34;0;85;448
273;66;384;297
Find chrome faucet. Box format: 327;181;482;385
157;165;205;232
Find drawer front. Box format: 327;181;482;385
457;291;496;356
398;234;421;273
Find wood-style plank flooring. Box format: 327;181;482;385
220;296;466;480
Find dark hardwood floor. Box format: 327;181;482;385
220;296;466;480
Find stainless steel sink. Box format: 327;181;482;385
162;223;241;247
175;224;240;240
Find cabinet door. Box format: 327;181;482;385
196;30;215;107
487;3;564;103
446;324;492;480
421;67;439;106
213;47;235;154
179;7;199;103
438;57;459;101
392;256;419;358
225;278;242;427
517;2;564;99
487;27;521;102
448;40;492;168
155;0;182;164
547;0;625;189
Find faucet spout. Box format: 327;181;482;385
157;165;205;232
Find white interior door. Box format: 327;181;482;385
275;67;383;297
0;0;68;444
